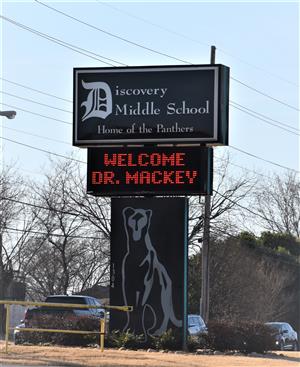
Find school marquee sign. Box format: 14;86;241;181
73;64;229;146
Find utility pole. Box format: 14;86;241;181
0;110;17;337
200;45;215;323
0;233;5;337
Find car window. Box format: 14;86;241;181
45;297;87;305
88;298;95;306
198;317;205;326
94;299;102;306
194;317;201;326
267;324;281;332
188;316;206;327
88;298;98;313
285;324;292;332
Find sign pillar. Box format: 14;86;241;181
110;198;188;350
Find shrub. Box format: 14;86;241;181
205;320;274;353
237;322;274;354
105;329;183;351
17;316;100;346
186;335;201;352
154;329;182;351
105;330;155;349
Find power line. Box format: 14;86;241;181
213;188;285;227
3;131;271;181
0;189;284;238
97;1;211;48
0;89;297;173
0;190;269;228
1;87;294;179
0;77;72;103
3;76;297;134
230;103;300;136
213;188;266;221
0;136;85;164
1;125;298;174
97;0;298;88
1;93;298;174
5;226;105;241
3;10;298;113
3;125;70;146
2;127;272;180
4;164;44;177
229;145;300;173
2;77;298;137
0;90;72;114
218;51;299;89
0;196;76;216
34;0;191;64
214;155;271;179
2;132;299;180
6;197;299;267
0;102;71;125
34;1;299;111
231;77;299;112
0;15;123;67
0;196;111;245
230;101;299;132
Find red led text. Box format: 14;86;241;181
103;152;185;167
125;170;198;185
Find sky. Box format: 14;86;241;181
0;0;299;186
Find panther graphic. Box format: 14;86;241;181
121;207;182;339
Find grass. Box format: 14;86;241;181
0;342;299;367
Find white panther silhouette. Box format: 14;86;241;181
122;207;182;339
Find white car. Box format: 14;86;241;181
188;314;208;337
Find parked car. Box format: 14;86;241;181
25;295;105;327
14;295;105;344
265;322;298;351
188;314;208;337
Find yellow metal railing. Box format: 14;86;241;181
0;300;132;354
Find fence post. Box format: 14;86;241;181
100;315;105;352
5;304;10;354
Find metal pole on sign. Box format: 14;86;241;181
200;45;215;323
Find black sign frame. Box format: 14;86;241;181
73;64;229;146
87;146;213;196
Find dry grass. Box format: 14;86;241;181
0;342;300;367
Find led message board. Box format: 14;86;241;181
74;64;229;146
87;146;213;196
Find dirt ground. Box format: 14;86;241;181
0;343;300;367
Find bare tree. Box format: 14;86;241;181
64;159;111;242
254;172;300;237
209;236;296;322
252;260;295;322
188;153;256;251
0;165;38;335
25;158;109;299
